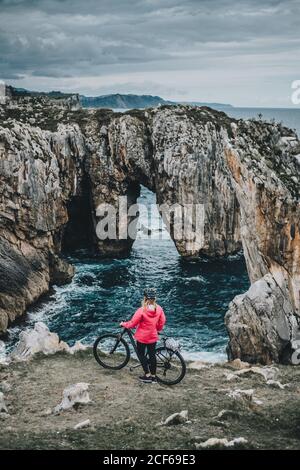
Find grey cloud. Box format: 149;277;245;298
0;0;299;105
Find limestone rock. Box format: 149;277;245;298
0;381;11;393
226;358;251;370
11;322;88;360
0;116;85;333
74;419;91;430
225;273;299;364
224;130;300;364
195;437;248;449
227;388;263;407
53;383;90;414
11;322;69;360
188;361;212;370
248;366;278;381
40;408;52;417
49;253;75;286
227;388;254;402
0;392;8;414
225;365;279;382
215;409;239;420
224;372;241;382
159;409;189;426
266;380;289;389
0;236;50;333
69;341;89;355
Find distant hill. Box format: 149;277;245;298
80;93;233;110
6;86;233;110
181;101;233;109
9;86;78;100
80;93;172;109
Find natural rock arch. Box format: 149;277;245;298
84;108;241;259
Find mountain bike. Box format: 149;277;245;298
93;327;186;385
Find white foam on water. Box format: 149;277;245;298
0;340;6;362
183;275;207;284
181;349;227;363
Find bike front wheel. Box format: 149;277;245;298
93;334;130;370
155;346;186;385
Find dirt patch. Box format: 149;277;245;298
1;351;300;450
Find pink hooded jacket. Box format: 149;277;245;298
121;304;166;344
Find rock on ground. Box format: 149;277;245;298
0;392;8;414
74;419;91;430
195;437;248;449
159;410;189;426
11;322;87;361
53;383;90;414
224;365;279;382
266;380;289;389
215;409;239;420
188;361;212;370
229;388;263;407
226;359;251;370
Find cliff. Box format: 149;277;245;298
0;93;299;364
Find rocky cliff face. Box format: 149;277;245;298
0;94;299;364
0;104;86;331
224;122;300;363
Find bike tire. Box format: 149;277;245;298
155;346;186;385
93;333;130;370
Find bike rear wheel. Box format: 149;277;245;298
155;346;186;385
93;334;130;370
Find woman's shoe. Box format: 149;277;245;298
151;376;158;383
139;375;152;383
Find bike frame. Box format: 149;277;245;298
114;328;173;371
112;328;142;370
119;328;139;355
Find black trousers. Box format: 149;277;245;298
136;341;157;375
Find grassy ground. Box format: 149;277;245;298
1;350;300;450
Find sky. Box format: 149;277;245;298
0;0;299;107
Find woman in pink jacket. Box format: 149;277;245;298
120;288;166;383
